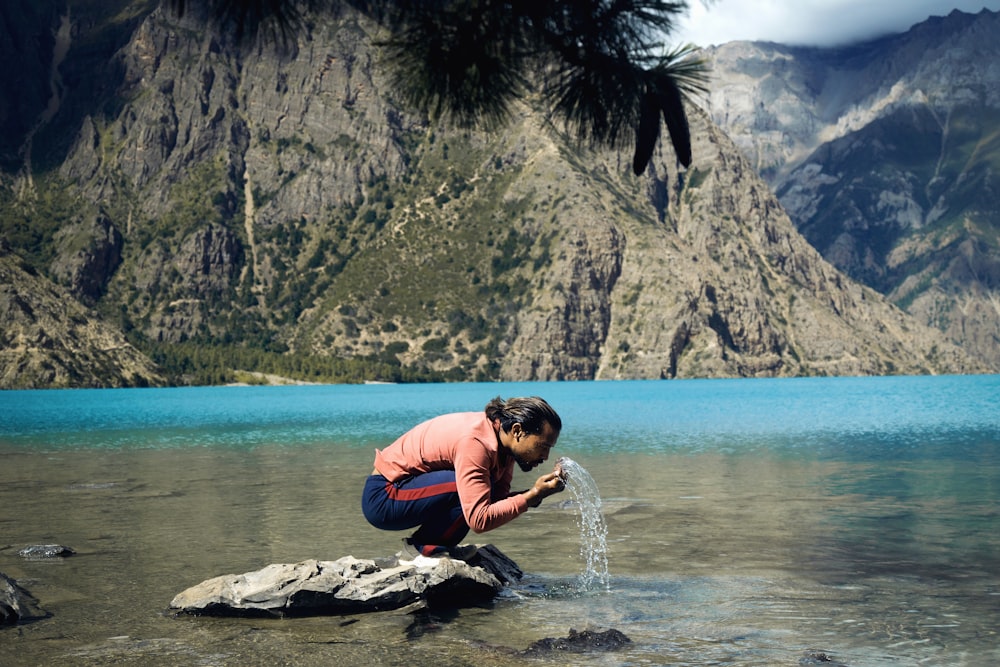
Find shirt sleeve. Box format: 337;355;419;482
454;436;528;533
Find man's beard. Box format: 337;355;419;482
515;455;538;473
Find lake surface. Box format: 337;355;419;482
2;375;999;666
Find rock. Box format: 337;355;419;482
521;628;632;655
1;572;47;625
17;544;76;559
800;652;850;666
169;544;522;618
49;213;124;304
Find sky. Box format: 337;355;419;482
673;0;1000;47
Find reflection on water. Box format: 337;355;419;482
2;378;999;666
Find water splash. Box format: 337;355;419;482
557;456;610;590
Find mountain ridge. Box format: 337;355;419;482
703;8;1000;371
0;2;987;388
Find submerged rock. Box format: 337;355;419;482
1;572;47;625
521;628;632;655
170;544;522;618
800;652;850;666
17;544;76;559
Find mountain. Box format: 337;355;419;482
0;2;984;388
0;240;163;388
702;8;1000;371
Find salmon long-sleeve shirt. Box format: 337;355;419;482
373;411;529;533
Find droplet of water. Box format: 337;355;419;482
557;456;609;590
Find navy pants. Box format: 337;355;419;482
362;471;470;548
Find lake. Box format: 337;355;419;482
2;375;999;665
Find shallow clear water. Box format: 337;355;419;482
2;376;999;666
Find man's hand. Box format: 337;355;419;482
523;468;566;508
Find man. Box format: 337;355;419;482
362;396;565;560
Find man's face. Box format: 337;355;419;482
509;421;559;472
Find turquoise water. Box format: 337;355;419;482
2;375;999;665
4;375;996;452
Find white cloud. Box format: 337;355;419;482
673;0;1000;47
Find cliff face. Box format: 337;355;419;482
0;243;163;388
703;9;1000;371
0;3;984;388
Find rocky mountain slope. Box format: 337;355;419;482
702;8;1000;370
0;241;163;388
0;1;984;388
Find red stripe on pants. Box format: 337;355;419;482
385;479;458;501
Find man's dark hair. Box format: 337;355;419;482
485;396;561;436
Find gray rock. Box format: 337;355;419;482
169;544;521;618
49;213;124;304
800;652;850;666
521;628;632;655
17;544;76;559
1;572;47;625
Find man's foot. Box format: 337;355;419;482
400;538;478;561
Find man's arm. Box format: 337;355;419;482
455;439;528;533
